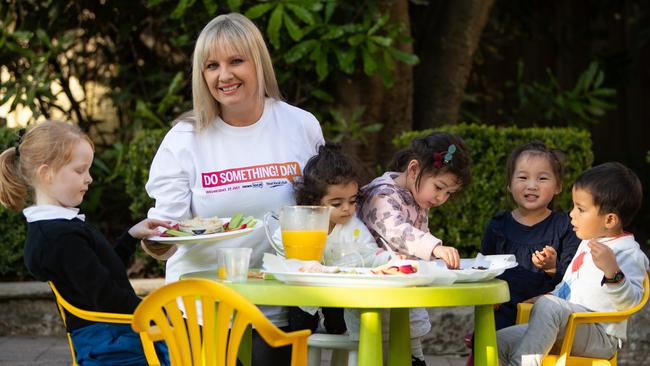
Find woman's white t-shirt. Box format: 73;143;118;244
146;99;323;325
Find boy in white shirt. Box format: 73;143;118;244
497;162;649;366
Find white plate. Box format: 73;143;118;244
148;217;256;245
261;254;457;288
430;254;518;282
266;269;440;288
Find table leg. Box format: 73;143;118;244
359;309;383;366
388;308;411;366
474;305;498;366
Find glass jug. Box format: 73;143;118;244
264;205;330;261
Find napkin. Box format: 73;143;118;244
262;253;321;315
430;253;518;282
262;253;325;273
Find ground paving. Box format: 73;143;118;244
0;335;467;366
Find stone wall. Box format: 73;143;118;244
1;280;649;365
0;279;164;336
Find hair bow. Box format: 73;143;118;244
433;144;456;169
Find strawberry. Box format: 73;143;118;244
399;265;416;274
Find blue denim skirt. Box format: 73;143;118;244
70;323;169;366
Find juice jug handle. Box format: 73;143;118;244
263;211;285;257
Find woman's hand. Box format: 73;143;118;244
531;245;557;275
432;244;460;269
141;239;178;260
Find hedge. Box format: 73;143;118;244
0;123;593;277
393;124;593;255
0;128;29;277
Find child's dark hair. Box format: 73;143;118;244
390;132;471;190
506;142;565;186
505;142;565;207
294;142;361;205
573;162;642;228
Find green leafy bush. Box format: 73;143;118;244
0;128;29;278
124;129;168;218
394;124;593;255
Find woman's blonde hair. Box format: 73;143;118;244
0;121;94;210
191;13;281;131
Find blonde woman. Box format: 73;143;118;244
143;13;324;365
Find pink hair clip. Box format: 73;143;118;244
432;144;456;169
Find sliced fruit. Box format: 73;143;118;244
398;265;416;274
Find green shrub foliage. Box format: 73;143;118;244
125;129;168;218
393;124;593;255
0;128;29;278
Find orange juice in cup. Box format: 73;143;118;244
264;205;331;261
281;230;328;260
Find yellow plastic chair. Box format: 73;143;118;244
516;273;649;366
131;278;311;366
48;281;161;366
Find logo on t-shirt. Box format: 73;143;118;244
571;250;587;273
201;162;301;188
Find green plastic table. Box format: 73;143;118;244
183;270;509;366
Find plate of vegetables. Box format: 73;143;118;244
148;214;257;245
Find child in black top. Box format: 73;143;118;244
0;121;171;365
481;142;580;330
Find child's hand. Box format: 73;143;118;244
432;245;460;269
588;239;620;278
531;245;557;275
128;218;174;239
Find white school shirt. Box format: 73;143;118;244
146;99;323;325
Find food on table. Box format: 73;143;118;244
299;263;347;273
296;260;419;275
179;216;224;235
370;261;419;275
451;265;489;270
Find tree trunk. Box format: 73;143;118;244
335;0;414;179
412;0;495;129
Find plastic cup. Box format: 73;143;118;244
216;248;252;283
324;242;365;267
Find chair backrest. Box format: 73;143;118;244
131;278;310;366
48;281;160;366
49;281;134;325
558;272;650;358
